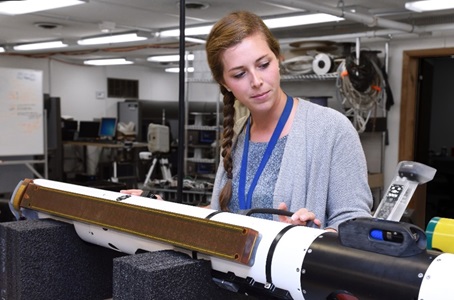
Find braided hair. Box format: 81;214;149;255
205;11;281;211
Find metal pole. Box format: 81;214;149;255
176;0;185;203
44;109;48;178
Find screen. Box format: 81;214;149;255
99;117;117;138
78;121;100;139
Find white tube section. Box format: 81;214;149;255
418;253;454;299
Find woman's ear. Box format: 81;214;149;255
222;83;231;92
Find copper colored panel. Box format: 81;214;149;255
18;181;258;265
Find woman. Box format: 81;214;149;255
123;11;372;231
205;11;372;231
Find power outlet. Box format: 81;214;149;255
96;91;106;99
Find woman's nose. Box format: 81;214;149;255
250;70;263;88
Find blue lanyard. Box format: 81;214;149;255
238;94;293;210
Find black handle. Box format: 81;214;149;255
243;208;293;217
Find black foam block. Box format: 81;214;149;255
0;219;125;300
113;250;251;300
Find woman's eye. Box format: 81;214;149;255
233;72;245;79
259;61;270;69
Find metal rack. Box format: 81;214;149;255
281;72;338;81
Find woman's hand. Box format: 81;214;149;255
277;202;321;228
119;189;143;196
120;189;163;200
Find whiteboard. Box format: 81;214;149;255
0;67;44;156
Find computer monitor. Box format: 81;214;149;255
99;117;117;139
78;121;100;140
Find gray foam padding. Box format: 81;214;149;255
0;219;125;300
1;219;256;300
113;250;252;300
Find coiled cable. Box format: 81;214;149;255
336;51;386;132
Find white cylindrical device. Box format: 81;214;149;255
10;179;454;300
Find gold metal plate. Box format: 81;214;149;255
17;180;259;265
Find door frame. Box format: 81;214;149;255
399;47;454;227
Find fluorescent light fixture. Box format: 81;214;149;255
0;47;5;53
165;67;194;73
78;32;147;45
264;13;344;29
13;41;68;51
405;1;454;12
184;37;206;44
84;58;133;66
0;0;86;15
159;13;343;37
160;25;213;37
147;54;194;63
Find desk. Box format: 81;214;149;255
63;141;148;183
64;140;148;149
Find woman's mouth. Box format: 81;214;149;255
251;91;269;99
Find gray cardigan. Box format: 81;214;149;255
211;99;373;230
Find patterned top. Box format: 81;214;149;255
229;134;288;219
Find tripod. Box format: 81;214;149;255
143;153;173;187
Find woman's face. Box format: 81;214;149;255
221;33;281;114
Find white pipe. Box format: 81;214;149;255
279;22;454;45
355;37;360;64
385;42;389;73
272;0;421;33
280;29;406;44
419;23;454;32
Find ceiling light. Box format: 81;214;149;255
147;54;194;63
185;37;206;44
0;0;86;15
264;13;344;29
0;47;5;53
84;58;133;66
405;1;454;12
165;67;194;73
78;32;147;45
159;13;343;37
160;25;213;37
13;40;68;51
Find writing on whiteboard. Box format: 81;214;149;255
0;67;44;156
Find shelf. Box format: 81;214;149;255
281;72;338;81
186;157;216;164
147;187;211;205
186;125;219;131
184;79;222;181
188;144;214;149
187;73;339;82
